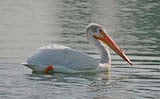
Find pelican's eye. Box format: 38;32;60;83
99;29;106;37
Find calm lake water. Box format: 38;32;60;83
0;0;160;99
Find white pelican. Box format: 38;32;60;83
22;23;132;74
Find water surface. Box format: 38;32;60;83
0;0;159;99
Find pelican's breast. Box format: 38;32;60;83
25;44;98;70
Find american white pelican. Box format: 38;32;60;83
22;23;132;74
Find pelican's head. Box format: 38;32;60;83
86;23;132;65
86;23;107;45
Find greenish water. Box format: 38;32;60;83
0;0;159;99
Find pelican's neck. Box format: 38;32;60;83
98;44;111;63
96;43;111;71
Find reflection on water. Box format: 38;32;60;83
0;0;159;99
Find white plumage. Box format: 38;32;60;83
22;23;132;73
23;44;98;73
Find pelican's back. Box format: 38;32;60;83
25;45;98;71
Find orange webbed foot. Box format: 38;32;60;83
44;65;54;74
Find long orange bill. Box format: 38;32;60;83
93;30;133;66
